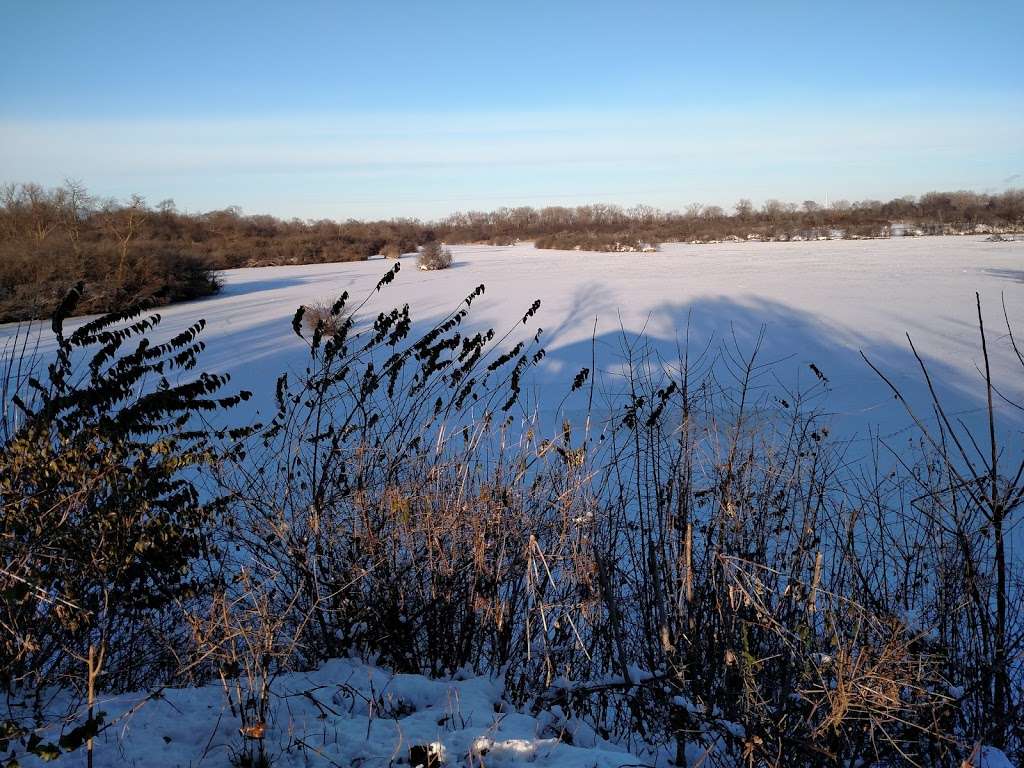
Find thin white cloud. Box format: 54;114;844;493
1;104;1020;218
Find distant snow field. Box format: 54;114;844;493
196;238;1024;428
5;236;1024;441
140;237;1024;432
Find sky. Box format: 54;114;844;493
1;0;1022;220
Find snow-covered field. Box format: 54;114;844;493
8;236;1021;442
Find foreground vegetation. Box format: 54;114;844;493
1;273;1021;767
2;181;1022;322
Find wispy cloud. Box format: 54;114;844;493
2;104;1021;218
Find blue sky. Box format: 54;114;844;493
1;0;1021;219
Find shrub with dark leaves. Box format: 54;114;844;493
0;284;250;764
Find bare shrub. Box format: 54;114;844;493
302;298;346;336
186;568;317;768
534;231;658;252
417;241;453;270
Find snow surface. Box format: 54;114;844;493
13;658;1015;767
976;747;1016;768
4;236;1022;445
17;659;659;767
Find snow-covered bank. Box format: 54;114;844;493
12;657;1014;767
16;659;649;767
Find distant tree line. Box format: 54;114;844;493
2;181;1022;321
441;190;1024;248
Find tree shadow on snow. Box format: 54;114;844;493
526;290;1023;453
983;268;1024;285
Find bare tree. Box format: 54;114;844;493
97;193;147;289
59;179;93;254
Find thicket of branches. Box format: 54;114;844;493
3;181;1023;322
416;240;454;269
0;182;431;322
533;230;657;251
2;273;1021;767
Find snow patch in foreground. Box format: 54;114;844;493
21;659;645;767
16;657;1015;767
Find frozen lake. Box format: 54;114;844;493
4;236;1024;447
